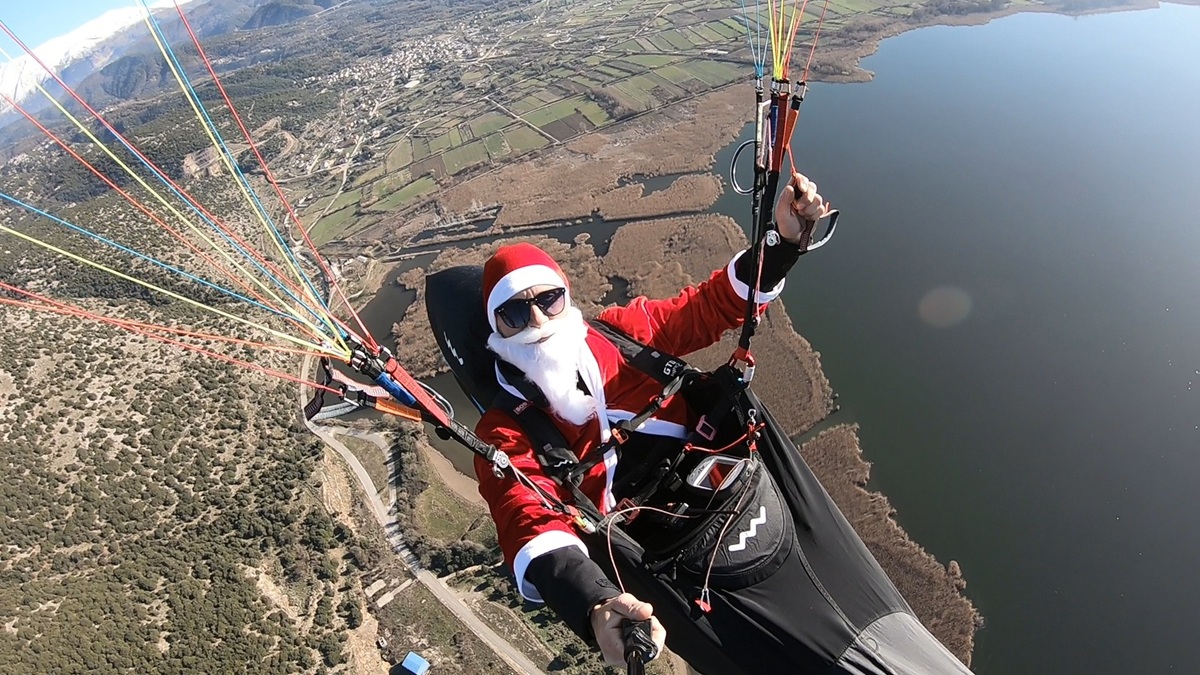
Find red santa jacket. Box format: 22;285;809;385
473;252;784;602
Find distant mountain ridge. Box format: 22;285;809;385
244;0;340;29
0;0;337;134
0;2;204;112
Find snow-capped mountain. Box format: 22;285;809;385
0;0;201;111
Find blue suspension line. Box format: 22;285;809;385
139;3;329;315
739;0;767;78
0;190;320;329
59;99;329;328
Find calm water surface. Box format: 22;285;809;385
733;5;1199;673
358;6;1199;672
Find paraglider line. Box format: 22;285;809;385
138;3;332;330
169;1;378;351
0;212;339;355
0;25;334;338
0;281;338;361
0;91;332;340
0;191;309;326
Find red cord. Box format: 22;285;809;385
683;423;764;455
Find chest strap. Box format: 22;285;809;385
492;321;699;520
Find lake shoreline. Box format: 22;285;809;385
332;2;1200;663
812;0;1200;83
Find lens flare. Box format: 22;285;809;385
918;286;973;328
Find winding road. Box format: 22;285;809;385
304;419;546;675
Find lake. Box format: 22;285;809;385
734;4;1199;673
356;4;1200;672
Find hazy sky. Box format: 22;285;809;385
1;1;149;49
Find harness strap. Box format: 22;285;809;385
492;321;698;520
590;319;694;385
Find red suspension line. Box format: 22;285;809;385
801;0;834;82
172;2;378;351
0;291;342;395
0;281;331;361
0;21;322;315
780;0;813;79
0;91;319;338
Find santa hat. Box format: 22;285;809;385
483;243;570;332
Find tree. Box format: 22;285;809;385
338;596;363;629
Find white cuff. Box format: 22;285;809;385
513;530;589;602
727;250;786;303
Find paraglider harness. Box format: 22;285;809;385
493;319;766;586
493;319;772;672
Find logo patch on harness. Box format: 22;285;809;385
728;506;768;552
662;360;683;378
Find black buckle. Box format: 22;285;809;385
611;426;629;444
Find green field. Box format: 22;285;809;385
709;19;744;40
374;176;438;211
569;74;603;88
525;96;587;128
442;140;489;175
411;137;430;162
595;64;629;79
504;127;549;154
470;112;512;137
625;54;681;68
662;30;696;51
577;100;611;126
328;187;362;212
384;138;412;172
483;132;509;159
509;94;546;115
612;76;660;110
369;170;411;202
310;204;357;245
677;59;743;87
429;132;453;154
654;63;705;88
350;164;386;188
287;0;920;238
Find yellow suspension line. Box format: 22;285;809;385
766;0;782;79
0;221;348;359
0;47;333;347
140;11;346;353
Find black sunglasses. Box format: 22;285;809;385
495;287;567;330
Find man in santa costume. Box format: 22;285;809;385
474;172;831;666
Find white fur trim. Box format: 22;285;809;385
601;448;618;513
513;530;589;602
494;363;524;401
487;264;568;332
605;409;689;439
727;250;786;303
577;336;607;421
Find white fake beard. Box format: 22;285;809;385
487;305;597;425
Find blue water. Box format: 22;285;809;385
715;5;1200;673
